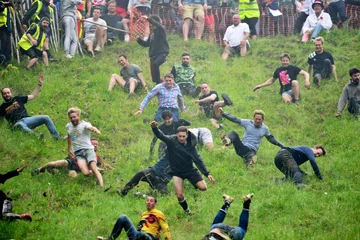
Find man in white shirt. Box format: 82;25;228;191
301;0;332;42
222;14;250;60
83;6;107;56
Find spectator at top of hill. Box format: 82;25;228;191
171;53;201;98
294;0;316;33
61;0;83;59
204;0;220;43
195;82;233;129
178;0;207;41
86;0;107;18
108;54;148;95
0;75;62;139
102;0;124;44
325;0;348;30
336;68;360;119
238;0;260;40
253;53;310;104
0;0;13;67
137;15;169;84
222;14;250;60
134;73;185;122
307;36;338;86
115;0;129;17
301;0;332;42
82;6;107;57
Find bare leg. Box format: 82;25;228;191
183;18;191;41
108;74;126;90
195;16;205;40
39;160;68;172
195;179;208;191
282;94;292;104
222;47;231;60
27;58;39;69
291;80;300;102
89;161;104;186
128;78;139;94
42;51;48;66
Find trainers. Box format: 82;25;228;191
221;93;233;106
192;86;201;98
249;155;257;166
94;46;101;52
124;34;130;42
48;56;58;62
243;193;254;202
220;132;231;146
31;168;41;176
97;236;110;240
20;213;32;221
222;194;234;204
65;54;73;59
297;183;307;189
185;209;194;215
106;39;113;45
118;188;128;197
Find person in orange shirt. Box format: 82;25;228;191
97;195;172;240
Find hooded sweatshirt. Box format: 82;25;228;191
337;79;360;114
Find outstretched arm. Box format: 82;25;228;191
87;126;101;134
28;74;44;101
332;65;338;82
299;70;310;89
219;108;242;125
0;168;21;184
253;77;275;91
150;121;171;144
265;134;285;148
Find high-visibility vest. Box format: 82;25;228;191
238;0;260;19
18;24;46;51
0;7;7;27
31;0;54;23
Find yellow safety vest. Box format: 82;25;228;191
0;7;7;27
238;0;260;20
18;24;46;51
31;0;54;23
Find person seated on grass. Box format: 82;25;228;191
253;53;310;105
66;107;104;187
336;68;360;119
17;17;50;69
108;54;149;96
97;195;172;240
102;0;124;44
202;193;254;240
0;75;62;140
188;127;214;150
274;145;326;189
219;108;285;167
82;6;107;57
149;110;191;159
1;165;32;222
195;82;233;129
31;138;113;177
301;0;332;43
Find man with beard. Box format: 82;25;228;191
253;53;310;104
66;107;104;186
336;68;360;119
171;53;201;98
0;75;61;139
307;36;338;86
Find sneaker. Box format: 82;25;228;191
220;132;231;146
31;168;41;176
221;93;233;106
249;155;257;166
185;209;194;215
297;183;307;189
222;194;234;204
331;24;338;30
192;86;201;98
313;75;320;87
118;188;128;197
106;39;113;45
218;123;224;129
20;213;32;221
48;56;58;62
97;236;110;240
124;34;130;42
243;193;254;202
65;54;73;59
39;133;45;140
94;46;101;52
54;135;67;141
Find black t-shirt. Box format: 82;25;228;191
102;14;122;34
158;119;191;135
273;65;301;94
0;96;29;125
199;91;219;117
307;51;334;75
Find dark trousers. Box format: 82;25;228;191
124;167;168;194
150;54;167;84
294;12;308;34
348;97;360;115
228;131;255;164
328;1;347;24
0;30;11;66
314;58;332;81
274;149;302;184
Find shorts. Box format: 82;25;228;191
282;89;293;97
242;17;258;36
74;148;97;163
198;128;213;145
65;157;80;172
183;4;204;20
172;168;203;188
124;78;142;91
83;35;96;45
229;42;250;56
205;14;214;26
136;6;151;16
20;47;43;59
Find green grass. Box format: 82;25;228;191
1;31;360;240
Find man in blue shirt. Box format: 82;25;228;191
274;145;326;188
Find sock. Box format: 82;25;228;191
179;199;188;211
220;201;231;213
143;37;149;41
243;200;251;210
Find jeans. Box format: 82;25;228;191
274;149;302;184
62;16;78;56
154;107;179;122
109;214;153;239
13;115;60;138
348;97;360;115
328;1;347;24
210;209;247;240
295;12;309;34
228;131;256;164
150;54;167;84
107;21;124;40
310;24;325;39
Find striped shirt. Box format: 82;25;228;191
139;83;185;110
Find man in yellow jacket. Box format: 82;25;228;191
238;0;260;39
97;195;172;240
17;17;49;69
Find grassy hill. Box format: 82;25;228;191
1;30;360;240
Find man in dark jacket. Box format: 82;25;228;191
137;15;169;84
150;121;215;214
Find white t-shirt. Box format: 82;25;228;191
66;120;94;152
84;17;107;37
223;23;250;47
